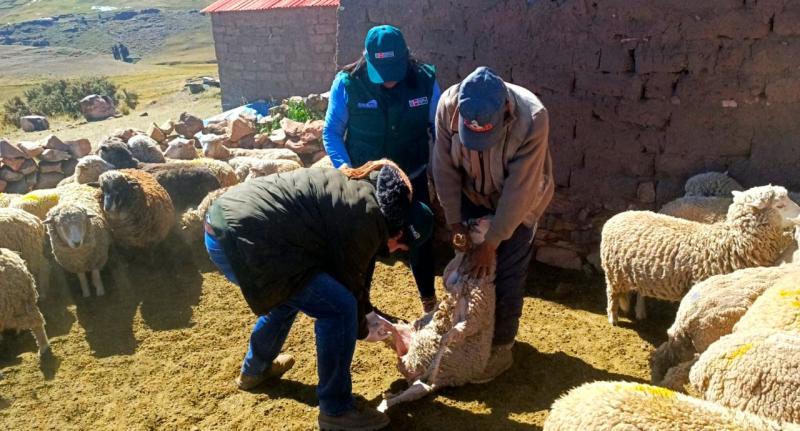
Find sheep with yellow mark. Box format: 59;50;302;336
543;380;797;431
689;329;800;423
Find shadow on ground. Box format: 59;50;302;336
375;342;641;430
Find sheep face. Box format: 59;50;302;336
45;206;92;249
732;185;800;227
97;140;138;169
99;171;139;218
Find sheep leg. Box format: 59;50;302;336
77;273;91;298
635;293;647;320
377;380;435;413
91;269;105;297
37;262;50;300
606;280;620;326
31;325;50;355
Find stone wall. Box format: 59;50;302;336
210;7;337;110
337;0;800;272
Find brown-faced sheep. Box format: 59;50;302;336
98;169;175;249
0;248;50;356
140;163;221;213
602;185;799;325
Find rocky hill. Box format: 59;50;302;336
0;7;211;62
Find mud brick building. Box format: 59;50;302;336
336;0;800;272
204;0;339;110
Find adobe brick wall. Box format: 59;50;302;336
210;7;337;110
337;0;800;272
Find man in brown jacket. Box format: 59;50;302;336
432;66;554;382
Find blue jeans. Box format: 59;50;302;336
205;232;358;416
461;197;535;346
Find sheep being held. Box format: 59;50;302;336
98;169;175;249
0;247;50;356
602;185;799;325
377;218;495;412
44;183;110;297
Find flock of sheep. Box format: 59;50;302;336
545;172;800;430
0;125;330;360
2;121;800;430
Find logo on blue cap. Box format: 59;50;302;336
364;25;409;84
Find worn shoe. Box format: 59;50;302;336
471;343;514;384
421;296;437;313
235;353;295;391
318;405;390;431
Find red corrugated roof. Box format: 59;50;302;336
202;0;339;13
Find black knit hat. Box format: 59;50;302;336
375;165;433;249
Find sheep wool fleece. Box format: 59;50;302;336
690;330;800;424
543;381;795;431
0;247;44;332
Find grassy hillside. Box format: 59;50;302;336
0;1;214;24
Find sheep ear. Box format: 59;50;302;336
43;216;53;224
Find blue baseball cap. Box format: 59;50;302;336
364;25;409;84
458;67;508;151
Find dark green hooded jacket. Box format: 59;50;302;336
207;168;389;338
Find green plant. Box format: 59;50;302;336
284;99;321;123
256;116;281;135
2;77;139;125
1;96;32;126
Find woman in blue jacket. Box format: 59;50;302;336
323;24;442;312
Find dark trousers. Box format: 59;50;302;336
461;196;535;346
410;174;435;299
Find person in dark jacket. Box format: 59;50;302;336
204;161;433;431
323;24;442;313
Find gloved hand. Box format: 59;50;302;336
364;311;396;342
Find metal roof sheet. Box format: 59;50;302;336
202;0;339;13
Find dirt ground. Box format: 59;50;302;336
0;243;675;430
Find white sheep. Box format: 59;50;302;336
0;247;50;357
543;381;797;431
178;187;228;247
0;208;50;298
733;271;800;334
44;183;110;297
684;171;743;197
202;137;302;165
650;265;799;390
8;188;60;220
658;195;731;223
57;155;115;187
227;156;302;182
690;329;800;423
378;218;494;412
602;185;799;325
